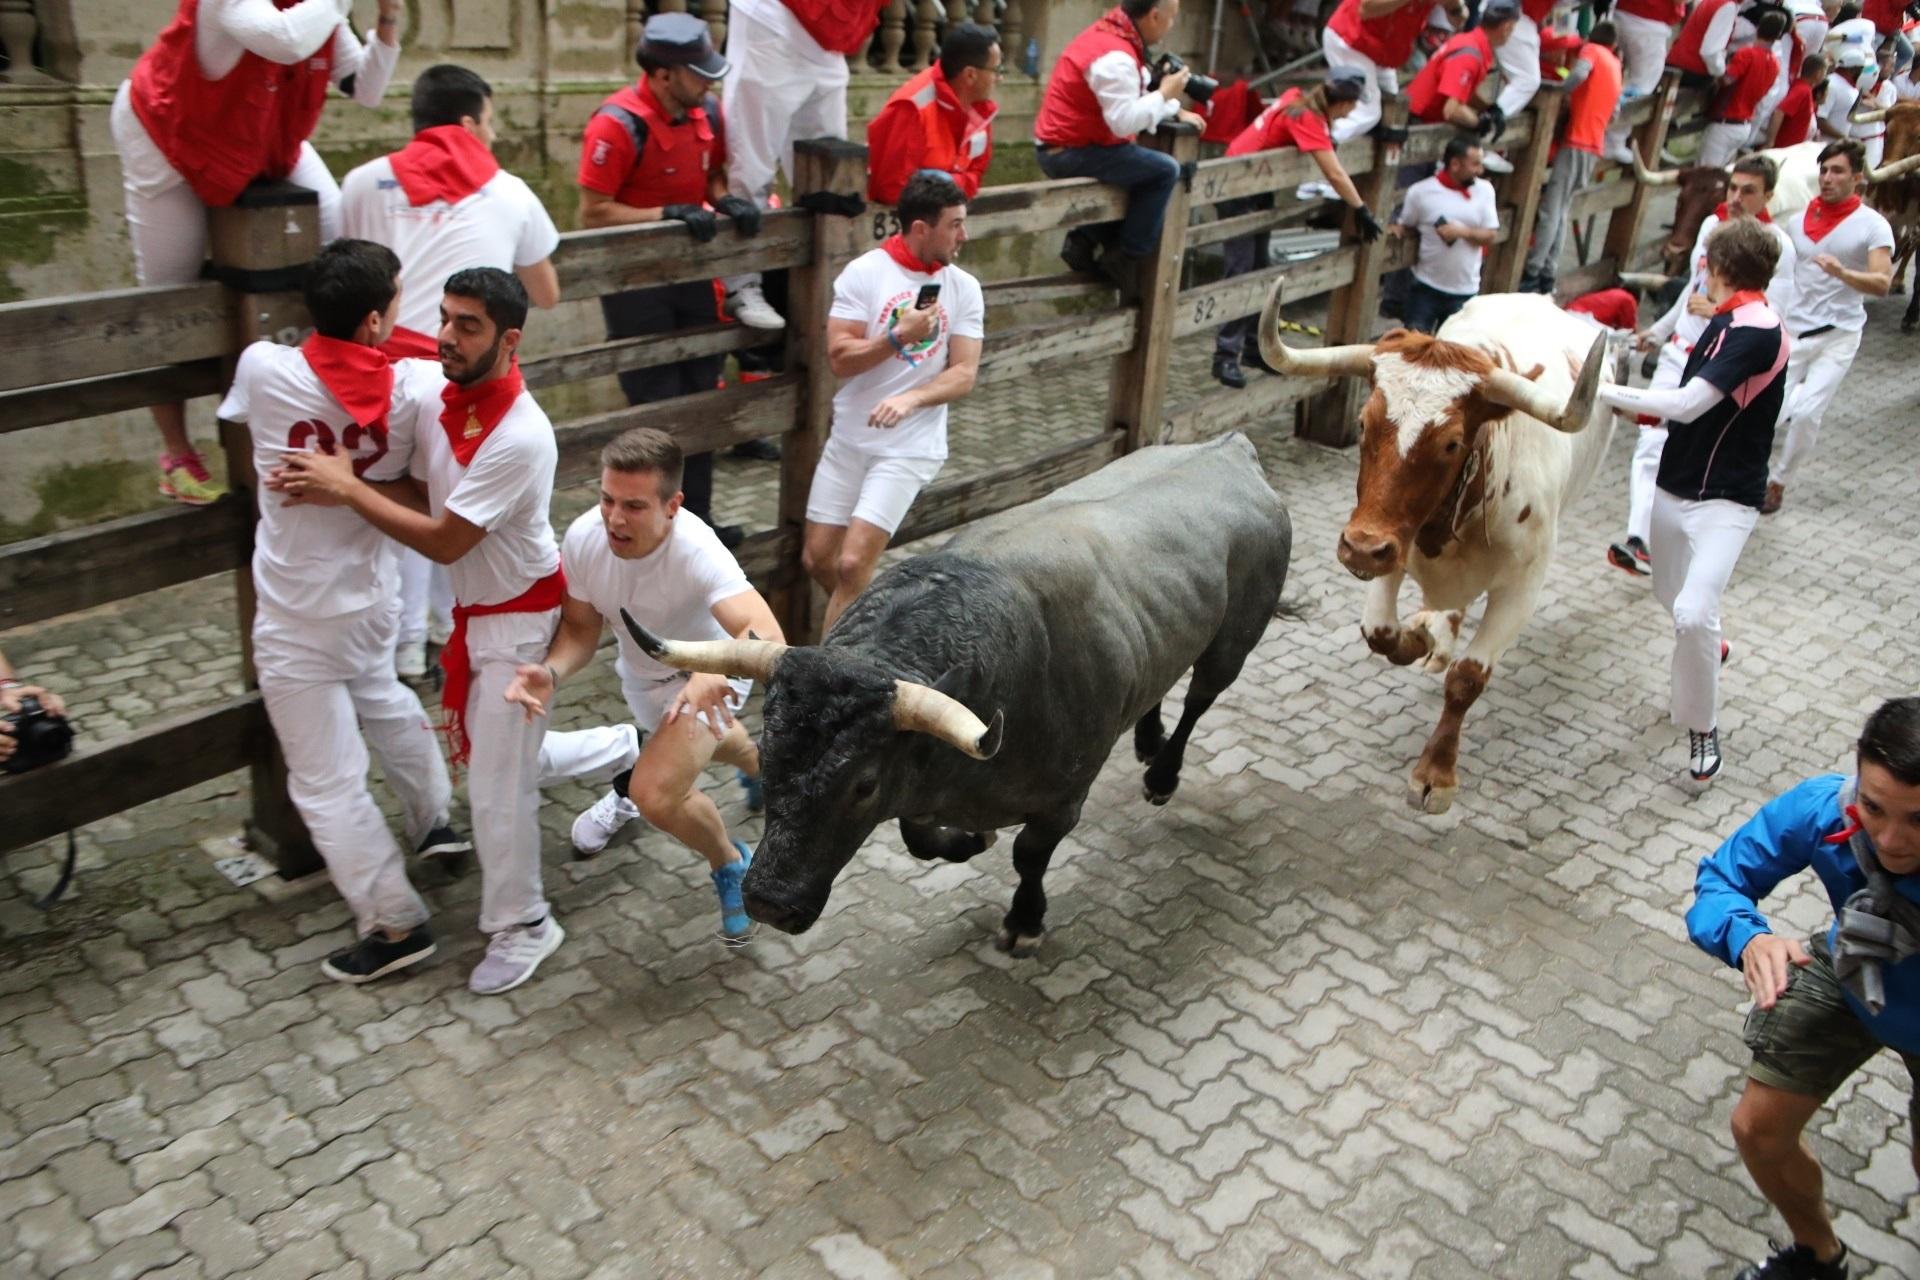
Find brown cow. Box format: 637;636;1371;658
1854;101;1920;329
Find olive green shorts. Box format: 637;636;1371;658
1741;934;1920;1132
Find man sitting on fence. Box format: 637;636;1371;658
1391;136;1500;334
504;428;783;947
1322;0;1466;151
1405;0;1521;152
220;239;470;985
341;63;563;682
1034;0;1207;298
867;23;1002;206
803;172;984;632
275;267;569;997
1211;70;1380;389
1519;21;1623;296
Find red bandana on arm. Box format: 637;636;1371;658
387;125;501;207
299;334;393;430
1803;194;1861;243
1714;201;1771;224
880;234;940;274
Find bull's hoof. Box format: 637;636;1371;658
995;926;1046;956
1143;774;1177;805
1408;778;1457;814
1905;316;1917;334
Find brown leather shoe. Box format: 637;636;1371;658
1760;481;1784;515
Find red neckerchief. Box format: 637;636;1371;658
1713;288;1767;314
1824;803;1865;844
1714;201;1771;224
299;333;392;431
378;326;439;362
1096;6;1147;59
439;568;567;766
1436;169;1475;196
1803;193;1862;243
881;234;941;274
387;125;500;207
439;361;525;467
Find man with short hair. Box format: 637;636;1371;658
803;172;984;631
1769;51;1826;146
1817;44;1873;139
1322;0;1465;144
1405;0;1521;140
1852;44;1898;165
221;238;469;984
507;429;782;946
276;267;568;996
1666;0;1745;88
1685;696;1920;1280
1391;137;1499;334
342;62;563;680
1767;138;1893;513
1034;0;1207;295
1521;22;1624;294
867;23;1001;205
1701;9;1790;166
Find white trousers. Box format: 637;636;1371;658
1495;16;1543;118
722;10;849;204
1323;29;1395;144
465;611;560;934
110;80;342;287
1650;488;1757;733
1698;120;1750;168
1771;324;1861;488
1605;13;1673;157
255;599;448;937
1624;341;1687;543
396;547;454;648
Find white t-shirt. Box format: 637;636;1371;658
1818;73;1861;134
1651;212;1797;347
339;159;559;339
828;247;985;460
405;361;560;607
559;507;751;687
1785;201;1895;333
1399;175;1499;297
218;340;423;619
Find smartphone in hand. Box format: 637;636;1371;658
915;282;941;310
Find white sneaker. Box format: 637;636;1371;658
571;789;640;857
426;613;453;647
396;640;428;679
1688;728;1723;783
1294;181;1337;202
468;916;564;995
1481;151;1515;175
726;283;785;330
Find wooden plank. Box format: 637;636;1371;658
894;430;1125;546
1606;72;1683;269
734;525;801;595
1186;201;1323;249
1106;126;1200;453
977;310;1137;385
983;274;1114;308
0;697;264;857
521;323;765;391
552;212;813;299
963;176;1131;241
1189;139;1375;206
0;501;249;630
0;281;234;392
0;359;227;433
1171;248;1357;339
1485;90;1563;292
553;375;803;488
1568;178;1637;222
1162;370;1331;446
1553;256;1622;302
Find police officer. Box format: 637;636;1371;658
577;13;764;547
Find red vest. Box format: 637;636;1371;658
128;0;333;207
1666;0;1735;75
592;83;720;208
1615;0;1685;25
1035;8;1149;148
866;65;998;203
1563;42;1623;155
1327;0;1431;70
781;0;888;55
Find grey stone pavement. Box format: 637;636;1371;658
3;288;1919;1280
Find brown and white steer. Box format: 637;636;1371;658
1849;102;1920;329
1259;288;1610;813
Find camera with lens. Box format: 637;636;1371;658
1149;52;1218;105
3;696;74;774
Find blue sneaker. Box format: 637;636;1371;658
712;841;754;946
737;769;763;813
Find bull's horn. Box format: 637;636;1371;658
1617;271;1673;290
1479;333;1606;434
618;608;786;682
1868;151;1920;183
1257;279;1375;379
892;680;1003;760
1629;148;1688;187
1850;107;1890;125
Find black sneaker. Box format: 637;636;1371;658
1688;727;1722;782
1732;1240;1849;1280
1607;542;1650;577
1212;353;1247;389
1060;228;1100;275
729;438;782;462
1627;535;1651;565
1098;250;1142;303
415;824;473;871
320;926;436;984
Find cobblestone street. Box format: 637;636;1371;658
2;291;1918;1280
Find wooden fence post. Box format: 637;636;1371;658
780;138;871;645
1485;89;1562;293
1298;101;1407;448
1603;71;1681;271
208;180;321;879
1107;120;1200;453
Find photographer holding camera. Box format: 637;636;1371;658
1034;0;1207;298
0;648;71;773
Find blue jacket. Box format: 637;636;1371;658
1686;773;1920;1055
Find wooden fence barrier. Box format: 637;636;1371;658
0;75;1695;870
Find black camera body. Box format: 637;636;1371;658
1150;52;1219;106
3;696;73;774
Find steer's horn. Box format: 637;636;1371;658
1480;334;1607;434
1868;151;1920;182
1629;148;1687;187
1850;107;1891;125
1617;271;1673;291
1257;280;1375;379
892;681;1003;760
618;608;786;682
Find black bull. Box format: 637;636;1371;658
622;433;1293;952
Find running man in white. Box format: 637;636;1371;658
218;238;469;984
802;171;984;632
276;267;567;996
340;62;562;680
505;428;783;946
1766;138;1893;514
